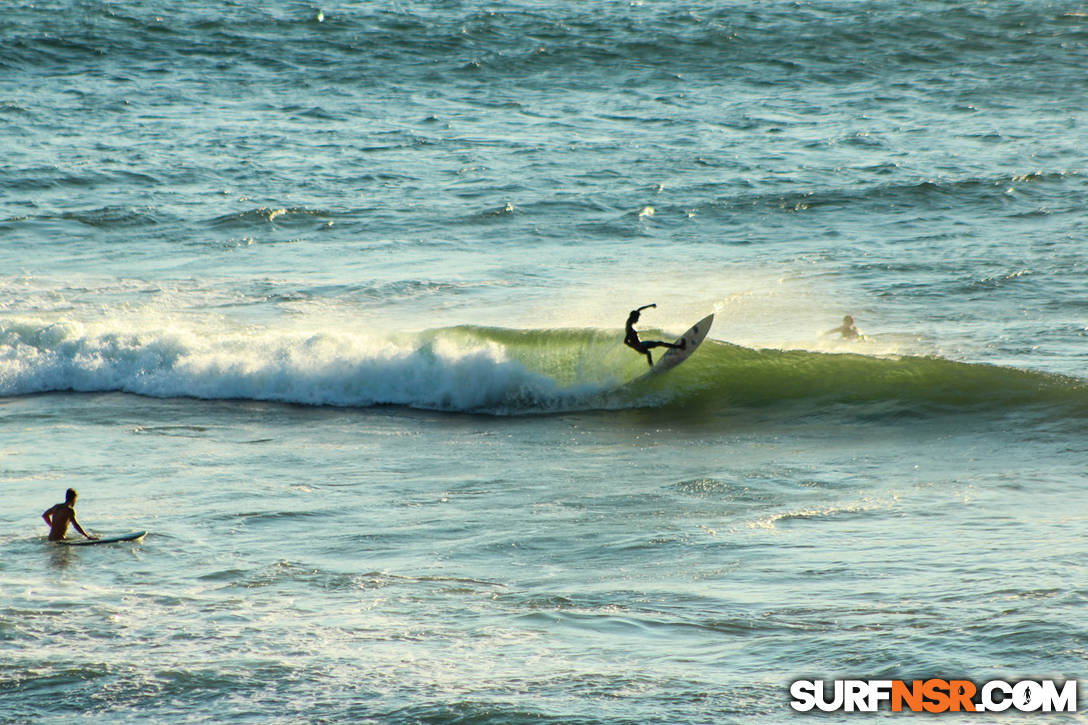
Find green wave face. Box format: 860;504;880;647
449;326;1088;415
5;316;1085;416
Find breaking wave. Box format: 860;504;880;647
1;317;1085;416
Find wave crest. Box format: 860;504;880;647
2;318;1085;415
0;319;607;413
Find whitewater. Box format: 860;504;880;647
3;311;1087;413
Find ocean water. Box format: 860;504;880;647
2;1;1087;722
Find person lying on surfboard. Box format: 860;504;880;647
42;488;97;542
624;304;685;368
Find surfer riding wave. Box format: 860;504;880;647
624;304;684;368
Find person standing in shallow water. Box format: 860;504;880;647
42;488;97;542
624;304;684;368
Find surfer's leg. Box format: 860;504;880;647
644;340;682;350
644;351;654;367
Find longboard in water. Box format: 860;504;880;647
58;531;147;546
633;313;714;382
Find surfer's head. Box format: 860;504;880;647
65;488;78;504
628;309;641;323
843;315;854;325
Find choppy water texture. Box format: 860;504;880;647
2;1;1087;722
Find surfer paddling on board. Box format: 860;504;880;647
42;488;97;542
624;304;685;367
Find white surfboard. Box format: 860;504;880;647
633;314;714;381
58;531;147;546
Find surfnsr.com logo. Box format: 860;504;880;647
790;679;1078;713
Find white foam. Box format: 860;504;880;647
0;315;595;413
